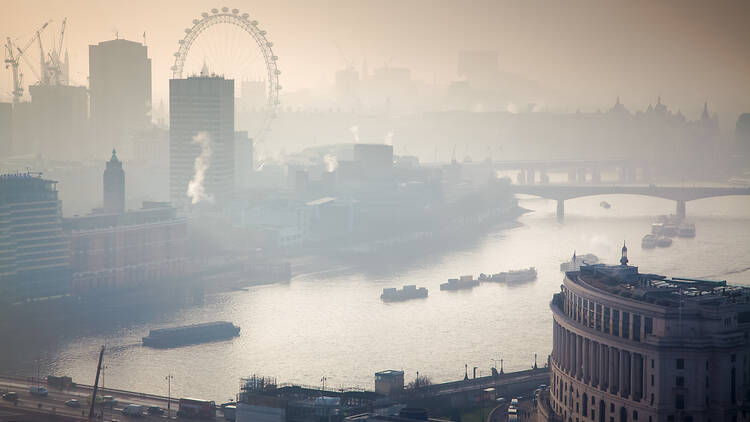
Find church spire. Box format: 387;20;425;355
620;241;629;266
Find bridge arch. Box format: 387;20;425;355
510;185;750;220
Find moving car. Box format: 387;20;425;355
29;386;48;396
147;406;164;415
2;392;18;402
122;404;144;417
66;399;81;408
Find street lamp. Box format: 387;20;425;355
165;374;174;418
101;365;109;391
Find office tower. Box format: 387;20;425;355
0;173;70;302
103;149;125;214
169;67;235;206
89;39;152;156
543;247;750;422
28;84;89;160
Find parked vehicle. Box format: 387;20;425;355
65;399;81;408
122;404;144;417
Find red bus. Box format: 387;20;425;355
177;398;216;419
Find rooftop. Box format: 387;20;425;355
571;263;750;308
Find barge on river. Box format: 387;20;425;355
142;321;240;348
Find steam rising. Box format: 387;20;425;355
186;132;214;204
324;153;338;172
349;125;360;143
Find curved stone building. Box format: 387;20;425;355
547;246;750;422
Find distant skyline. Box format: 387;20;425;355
2;0;749;127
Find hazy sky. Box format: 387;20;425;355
2;0;749;124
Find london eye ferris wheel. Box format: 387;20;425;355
171;7;281;142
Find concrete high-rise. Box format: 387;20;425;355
0;173;70;302
540;249;750;422
169;68;234;206
89;39;152;156
103;149;125;214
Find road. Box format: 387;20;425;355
0;374;225;421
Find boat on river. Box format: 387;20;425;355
641;234;657;249
142;321;240;348
441;275;480;291
560;253;599;272
381;285;428;302
488;267;537;283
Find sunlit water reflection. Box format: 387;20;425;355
3;195;749;402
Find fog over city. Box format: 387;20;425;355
1;2;749;422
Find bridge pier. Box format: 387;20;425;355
556;199;565;221
527;169;536;185
592;169;601;184
676;200;686;219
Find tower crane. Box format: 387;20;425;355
45;17;67;85
3;20;50;104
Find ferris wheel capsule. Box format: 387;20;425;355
184;28;191;33
178;39;185;44
241;13;249;19
251;20;258;26
232;9;239;14
222;7;229;12
211;8;219;13
201;12;209;17
274;69;281;75
259;30;266;35
266;42;273;47
271;55;278;60
192;19;199;24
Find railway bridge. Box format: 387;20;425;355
510;184;750;220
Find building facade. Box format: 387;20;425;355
0;173;71;302
546;248;750;422
89;39;152;156
169;71;235;206
64;202;186;293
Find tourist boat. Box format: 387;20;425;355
641;234;657;249
678;222;696;238
656;236;672;247
142;321;240;348
381;285;428;302
599;201;611;209
560;253;599;272
490;267;537;283
441;275;479;291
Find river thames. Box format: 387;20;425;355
2;194;749;403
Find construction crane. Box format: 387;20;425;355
3;20;50;104
45;17;67;85
88;345;105;422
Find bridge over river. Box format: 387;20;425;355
509;184;750;220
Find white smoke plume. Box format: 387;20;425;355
323;153;339;172
349;125;360;143
384;131;394;145
186;132;214;204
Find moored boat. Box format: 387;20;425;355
441;275;479;291
560;253;599;272
641;234;657;249
656;236;672;247
381;285;428;302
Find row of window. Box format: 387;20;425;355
562;286;652;342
